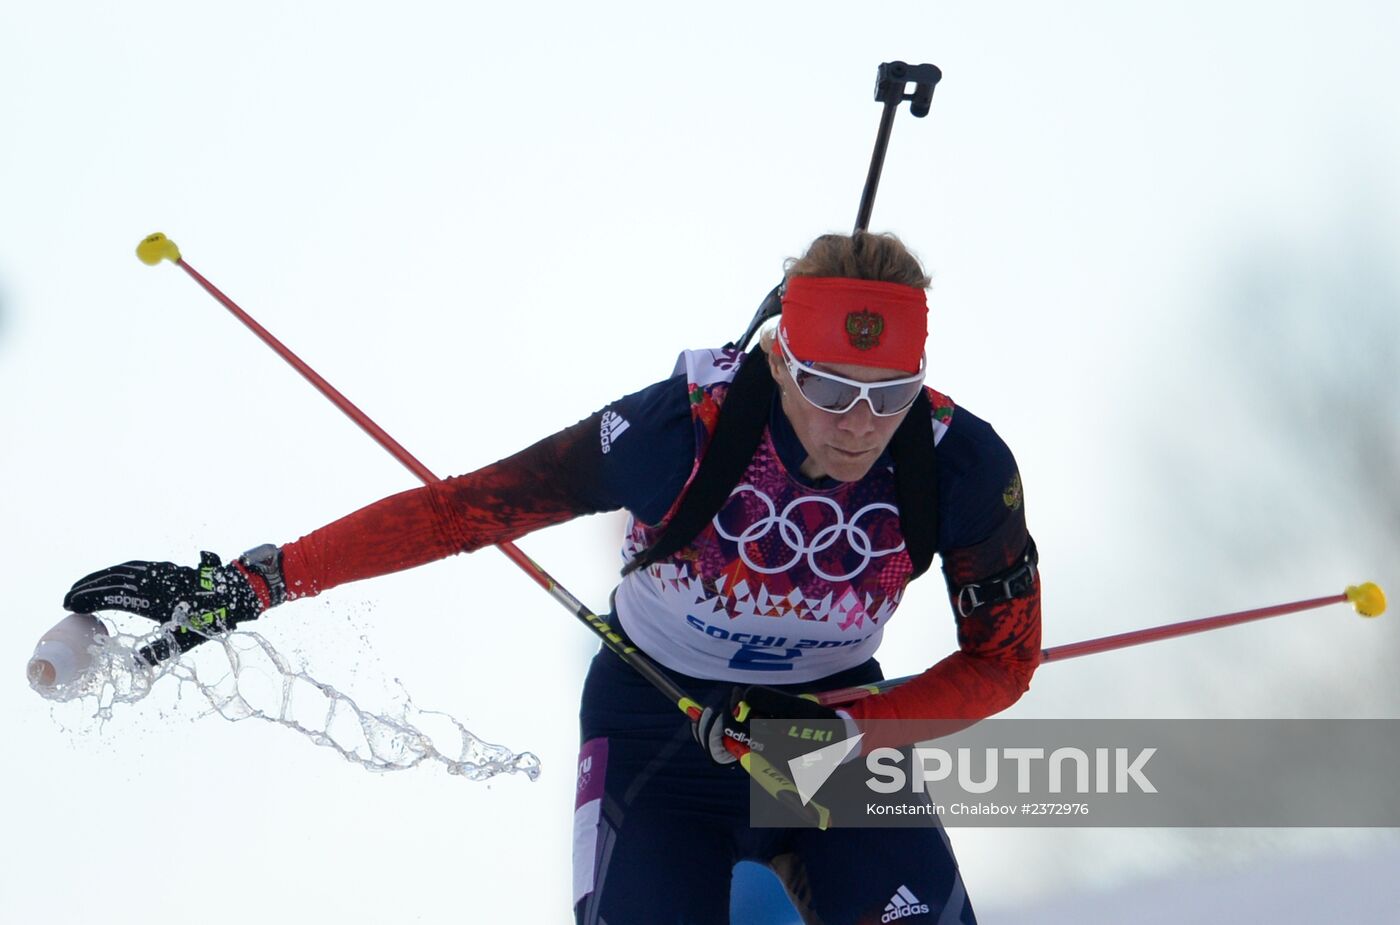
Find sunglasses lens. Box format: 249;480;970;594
792;368;861;413
868;381;924;415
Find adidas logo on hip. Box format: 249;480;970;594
600;410;630;454
881;885;930;922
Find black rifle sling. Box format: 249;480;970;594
887;388;939;581
622;346;776;576
624;346;939;581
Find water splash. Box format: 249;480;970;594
34;618;541;782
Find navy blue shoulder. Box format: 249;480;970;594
593;373;697;525
933;404;1024;555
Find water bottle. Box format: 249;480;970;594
27;612;110;689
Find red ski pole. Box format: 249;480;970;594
135;232;829;827
813;585;1387;707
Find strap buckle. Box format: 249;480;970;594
955;538;1039;618
239;543;287;607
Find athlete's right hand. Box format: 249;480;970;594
693;685;852;766
64;551;273;665
692;695;745;766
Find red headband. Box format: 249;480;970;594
779;276;928;372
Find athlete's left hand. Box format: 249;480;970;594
63;551;269;665
692;686;851;766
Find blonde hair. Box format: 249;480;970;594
784;231;931;288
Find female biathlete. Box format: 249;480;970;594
66;231;1041;924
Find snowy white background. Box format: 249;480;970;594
2;2;1398;922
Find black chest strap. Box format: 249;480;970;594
887;386;939;581
623;346;940;581
623;347;775;576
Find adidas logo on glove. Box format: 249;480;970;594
102;593;151;611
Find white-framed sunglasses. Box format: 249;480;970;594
776;326;926;416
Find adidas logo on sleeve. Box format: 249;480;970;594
881;885;930;922
600;410;631;454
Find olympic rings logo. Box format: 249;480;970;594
711;485;905;582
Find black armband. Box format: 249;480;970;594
953;537;1038;618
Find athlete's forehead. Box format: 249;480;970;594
776;325;918;384
808;359;913;384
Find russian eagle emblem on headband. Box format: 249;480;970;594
845;309;884;350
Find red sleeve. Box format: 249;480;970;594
842;504;1042;746
279;416;610;600
843;577;1041;731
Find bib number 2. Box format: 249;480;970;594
727;643;803;672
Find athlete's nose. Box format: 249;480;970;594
837;397;878;436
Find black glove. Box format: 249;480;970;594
693;685;849;766
64;551;272;665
